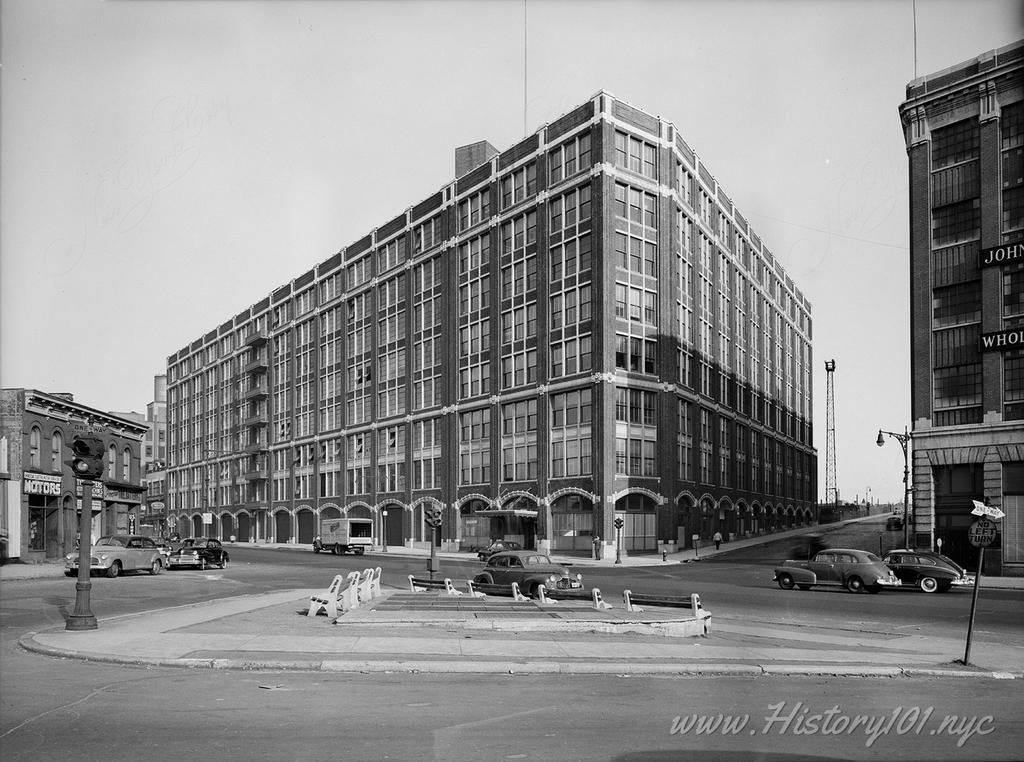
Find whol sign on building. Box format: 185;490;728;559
981;329;1024;352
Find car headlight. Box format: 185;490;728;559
547;574;558;584
98;554;109;561
576;573;583;582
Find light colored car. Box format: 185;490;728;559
774;548;900;594
472;550;583;597
64;534;165;578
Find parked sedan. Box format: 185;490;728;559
885;516;904;531
167;537;229;570
774;548;901;594
64;535;165;578
476;539;523;560
472;550;583;597
882;549;973;593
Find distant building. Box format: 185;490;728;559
0;389;147;562
129;376;168;536
899;40;1024;575
165;91;816;555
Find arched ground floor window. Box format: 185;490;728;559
550;494;593;552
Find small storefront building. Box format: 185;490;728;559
0;389;147;562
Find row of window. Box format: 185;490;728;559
26;426;134;481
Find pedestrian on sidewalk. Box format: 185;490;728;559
713;530;723;550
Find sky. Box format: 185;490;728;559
2;0;1022;503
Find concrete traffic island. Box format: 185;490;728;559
17;585;1024;678
334;590;712;638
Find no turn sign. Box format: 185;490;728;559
968;518;998;548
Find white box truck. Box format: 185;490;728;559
312;517;373;555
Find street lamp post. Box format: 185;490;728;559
381;510;388;553
876;426;912;549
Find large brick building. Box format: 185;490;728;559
899;40;1024;575
165;92;816;557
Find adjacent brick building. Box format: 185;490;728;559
0;389;147;562
899;40;1024;575
165;92;817;557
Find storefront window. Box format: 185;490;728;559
28;504;44;551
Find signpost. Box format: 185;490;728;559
962;507;1001;666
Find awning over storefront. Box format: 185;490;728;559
473;508;539;518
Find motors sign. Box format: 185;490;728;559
23;472;62;496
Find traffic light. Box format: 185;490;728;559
67;435;105;480
614;517;624;530
424;505;443;528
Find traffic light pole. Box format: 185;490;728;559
66;480;97;631
429;525;438;580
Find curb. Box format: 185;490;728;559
18;632;1021;679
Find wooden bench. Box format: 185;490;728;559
358;567;382;601
537;586;612;609
308;571;361;618
622;590;704;614
408;575;463;596
465;580;529;601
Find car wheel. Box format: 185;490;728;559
356;547;365;555
919;576;938;593
106;561;121;579
474;573;493;584
797;584;811;591
846;576;864;593
313;544;321;554
149;559;162;575
335;544;344;555
777;573;795;590
522;582;537;598
220;554;228;569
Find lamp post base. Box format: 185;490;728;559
65;613;98;631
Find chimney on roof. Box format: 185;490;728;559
455;141;498;178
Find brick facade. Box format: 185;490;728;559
165;91;817;557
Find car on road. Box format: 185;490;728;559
472;550;583;597
476;539;523;560
167;537;229;570
151;537;176;564
774;548;900;594
885;516;904;531
64;535;165;578
881;549;973;593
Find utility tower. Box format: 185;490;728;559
824;359;838;506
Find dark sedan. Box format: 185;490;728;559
476;539;523;560
882;549;973;593
472;550;583;597
167;537;229;570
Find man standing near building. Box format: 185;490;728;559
713;530;723;551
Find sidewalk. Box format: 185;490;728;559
17;582;1024;679
12;519;1024;678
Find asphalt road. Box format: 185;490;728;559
2;520;1022;761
